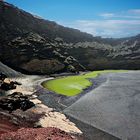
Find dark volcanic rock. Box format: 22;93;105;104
0;73;7;81
0;92;35;112
0;81;16;91
0;30;85;74
10;81;22;86
67;40;140;70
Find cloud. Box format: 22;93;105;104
60;9;140;38
100;13;115;18
100;9;140;19
61;19;140;38
129;9;140;14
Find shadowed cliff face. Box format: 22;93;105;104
0;31;85;74
0;1;86;74
0;1;140;74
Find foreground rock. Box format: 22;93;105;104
0;82;17;91
0;127;78;140
0;92;35;112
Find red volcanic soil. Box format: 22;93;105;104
0;117;19;135
0;127;75;140
0;110;81;140
0;109;43;135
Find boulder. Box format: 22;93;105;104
0;81;16;91
67;65;77;73
64;56;86;72
11;81;22;86
0;92;35;112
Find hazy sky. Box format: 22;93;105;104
5;0;140;38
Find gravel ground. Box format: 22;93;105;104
66;115;120;140
64;71;140;140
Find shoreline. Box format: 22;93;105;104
1;70;138;139
1;71;135;139
5;72;107;134
0;74;83;137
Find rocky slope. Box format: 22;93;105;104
0;1;140;73
0;62;21;77
0;1;86;74
0;31;85;74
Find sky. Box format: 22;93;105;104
5;0;140;38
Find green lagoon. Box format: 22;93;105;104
42;70;127;96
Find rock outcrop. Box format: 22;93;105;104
0;31;85;74
0;82;16;91
0;92;35;112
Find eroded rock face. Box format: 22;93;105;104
1;32;85;74
0;127;78;140
21;59;65;74
0;92;35;112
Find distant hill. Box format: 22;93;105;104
67;35;140;70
